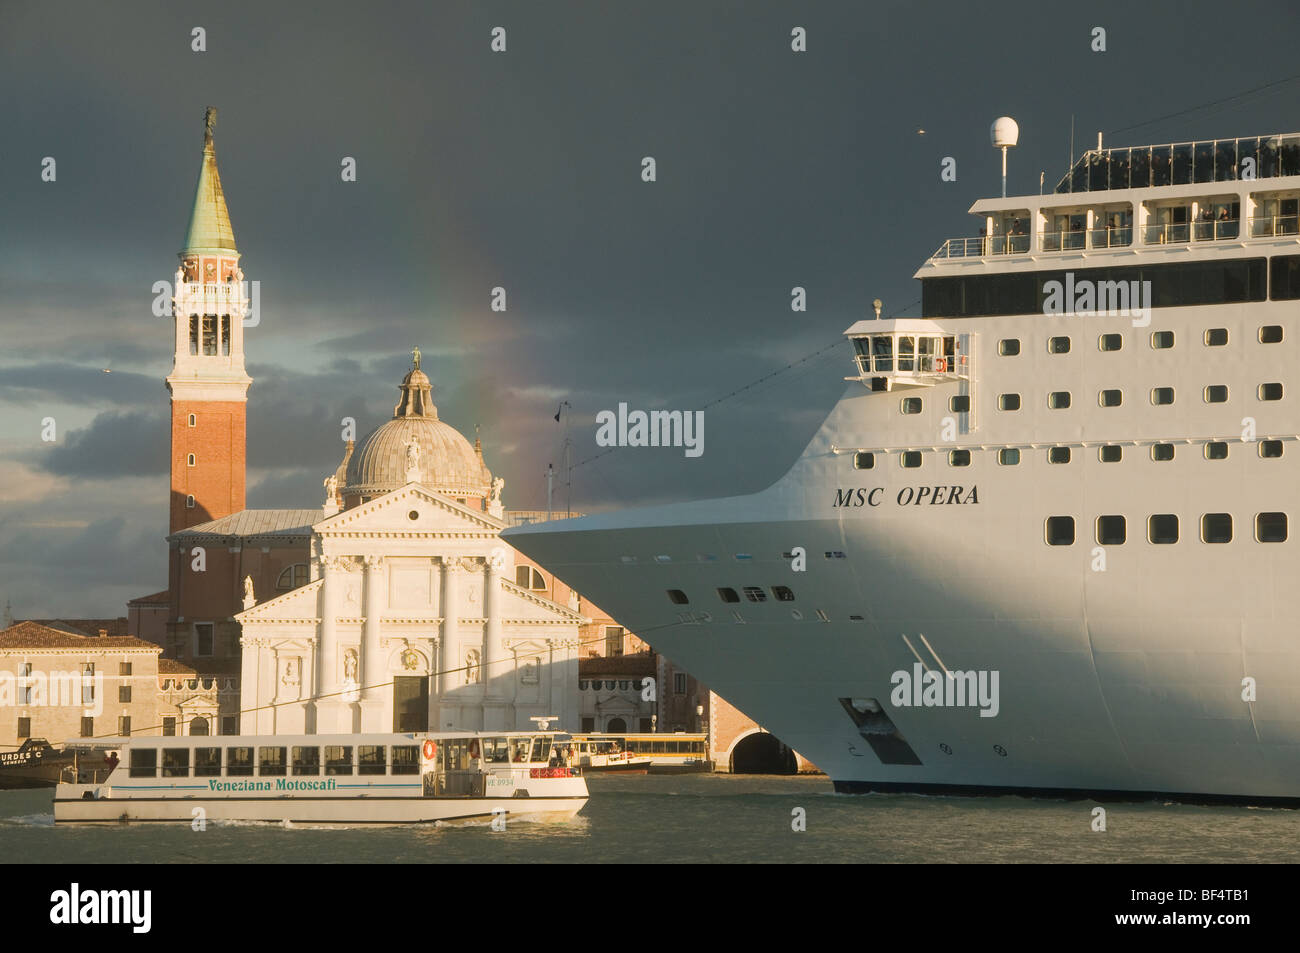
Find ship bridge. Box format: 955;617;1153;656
843;317;972;392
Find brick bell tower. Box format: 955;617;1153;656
166;107;252;534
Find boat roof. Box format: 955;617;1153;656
87;731;565;747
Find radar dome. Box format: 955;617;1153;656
990;117;1019;149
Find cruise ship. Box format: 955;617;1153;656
503;123;1300;804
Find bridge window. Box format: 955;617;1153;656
1260;440;1284;458
1201;514;1233;544
998;448;1020;465
1205;328;1229;346
1259;383;1283;401
1205;385;1228;403
999;338;1020;356
1099;333;1123;351
1096;515;1126;545
1256;512;1288;543
1151;444;1174;461
1100;389;1122;407
853;452;874;469
1205;442;1229;460
999;393;1021;411
1148;514;1180;544
1260;325;1284;343
1045;517;1075;546
949;449;971;466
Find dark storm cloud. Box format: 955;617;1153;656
0;363;158;407
36;410;169;477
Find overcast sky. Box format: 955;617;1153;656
2;0;1298;616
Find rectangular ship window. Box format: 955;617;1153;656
838;698;922;766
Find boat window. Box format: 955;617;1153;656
1202;514;1233;544
531;738;552;763
258;746;286;776
482;737;511;764
871;335;893;372
666;589;689;605
1100;389;1122;407
1152;387;1175;405
1045;516;1075;546
161;748;190;778
998;448;1020;465
1151;331;1175;349
1260;325;1284;343
901;451;922;469
1257;512;1288;543
129;748;157;778
1259;383;1283;401
853;451;874;469
358;745;386;775
194;747;222;777
950;449;971;466
901;397;922;415
227;746;254;777
440;740;472;771
949;395;969;413
510;738;532;763
1152;444;1175;461
998;338;1020;356
291;746;320;776
1096;516;1126;545
1048;335;1070;354
325;746;353;776
998;393;1020;411
1205;385;1228;403
1048;391;1071;409
1048;446;1071;464
772;585;795;601
1205;328;1229;346
1100;445;1123;462
391;746;420;775
1149;514;1180;544
743;586;767;602
1099;333;1123;352
1260;440;1284;458
1206;442;1229;460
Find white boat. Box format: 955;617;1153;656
53;731;588;825
565;737;653;773
504;125;1300;804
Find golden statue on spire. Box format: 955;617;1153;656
411;345;421;370
204;106;217;144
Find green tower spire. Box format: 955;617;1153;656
180;106;237;256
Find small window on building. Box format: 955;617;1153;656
1048;391;1071;409
998;448;1020;465
1151;444;1175;461
743;586;767;603
901;451;922;469
1048;446;1071;464
1260;440;1284;458
1151;331;1175;349
1045;517;1075;546
1099;333;1123;351
119;661;132;676
949;395;970;413
1206;441;1228;460
674;673;687;694
277;563;309;590
187;413;197;427
1152;387;1175;405
772;586;795;602
1100;389;1122;407
901;397;922;415
1256;512;1288;543
162;717;176;737
949;449;971;467
221;716;237;736
1201;513;1233;544
605;626;625;656
187;453;196;467
515;565;546;590
195;623;214;656
853;451;875;469
1260;325;1284;344
998;393;1021;411
189;716;209;736
666;589;689;605
1204;328;1229;346
118;685;131;703
717;587;740;603
1048;336;1071;354
581;717;595;732
1100;445;1123;463
999;338;1021;356
1096;515;1126;545
186;494;195;509
1205;385;1228;403
17;717;30;739
1259;383;1284;401
1148;514;1180;544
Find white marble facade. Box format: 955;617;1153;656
237;484;583;735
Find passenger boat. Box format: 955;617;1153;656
53;731;587;825
566;736;653;774
569;733;710;774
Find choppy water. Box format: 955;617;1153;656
3;773;1297;863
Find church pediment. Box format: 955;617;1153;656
235;577;323;624
498;580;587;624
315;483;504;536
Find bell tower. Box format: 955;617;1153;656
166;107;252;534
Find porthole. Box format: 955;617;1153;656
1048;335;1071;354
1099;445;1123;462
998;338;1020;356
1151;443;1174;461
1260;440;1284;458
853;451;875;470
1260;325;1284;344
1100;389;1122;407
1045;516;1075;546
998;448;1020;465
1099;333;1122;351
1048;391;1071;409
1259;382;1283;401
901;397;922;415
1151;386;1175;405
1205;442;1228;460
1148;514;1180;544
1048;446;1071;464
901;451;922;469
666;589;689;605
1151;330;1175;349
1204;328;1229;346
998;393;1021;411
949;449;971;467
1204;385;1228;403
1201;513;1233;544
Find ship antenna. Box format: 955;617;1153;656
991;117;1019;199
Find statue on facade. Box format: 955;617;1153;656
403;437;421;482
342;649;360;702
242;575;255;609
488;476;506;517
465;649;481;684
323;473;338;504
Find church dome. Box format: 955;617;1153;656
343;360;492;503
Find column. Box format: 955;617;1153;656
360;555;386;730
482;553;509;729
314;555;341;732
438;557;460;727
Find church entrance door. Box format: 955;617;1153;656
393;676;429;731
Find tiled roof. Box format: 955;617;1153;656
128;590;170;606
170;509;319;540
157;658;197;675
579;652;657;678
0;621;160;652
22;618;130;638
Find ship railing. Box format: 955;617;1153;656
1249;214;1300;237
1087;226;1133;248
1041;229;1087;252
853;354;967;378
930;234;1029;259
